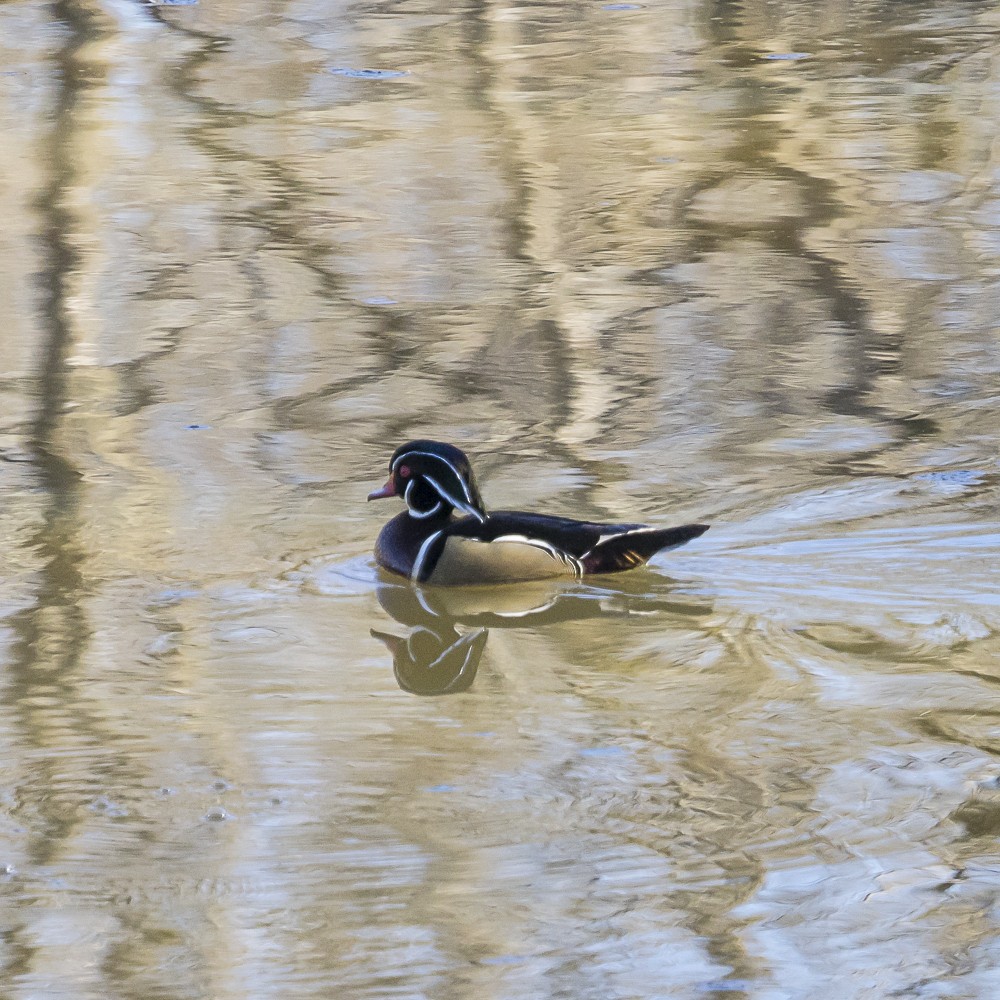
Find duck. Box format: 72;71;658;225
368;439;709;586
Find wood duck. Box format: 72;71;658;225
369;440;709;586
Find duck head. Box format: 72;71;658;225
368;440;488;522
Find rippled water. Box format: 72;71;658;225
2;0;1000;996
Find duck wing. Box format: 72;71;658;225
578;522;710;574
450;511;642;555
443;511;709;578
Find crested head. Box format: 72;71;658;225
369;439;488;522
389;440;474;477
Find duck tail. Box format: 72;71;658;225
581;523;709;575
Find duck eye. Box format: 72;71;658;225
398;465;411;478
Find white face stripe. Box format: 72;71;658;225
392;450;476;504
409;505;442;519
423;474;486;523
411;529;444;582
405;478;443;519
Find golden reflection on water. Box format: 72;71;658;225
2;0;1000;995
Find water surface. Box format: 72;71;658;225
1;0;1000;996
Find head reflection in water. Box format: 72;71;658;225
372;577;713;696
371;623;486;696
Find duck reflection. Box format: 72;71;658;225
372;576;712;695
371;622;487;695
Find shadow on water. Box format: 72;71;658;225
372;576;714;695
